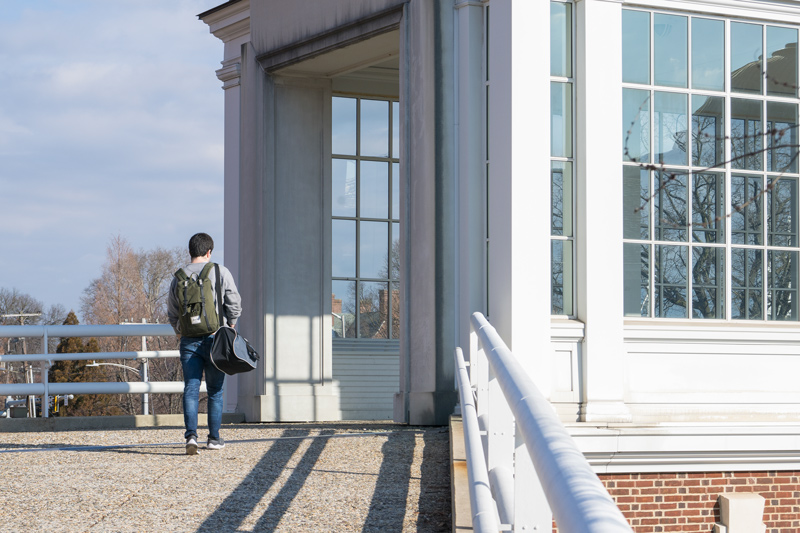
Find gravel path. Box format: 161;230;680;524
0;422;452;532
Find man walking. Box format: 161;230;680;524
168;232;242;455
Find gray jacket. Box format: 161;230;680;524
167;262;242;335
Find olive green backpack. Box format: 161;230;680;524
173;262;222;337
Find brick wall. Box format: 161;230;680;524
553;471;800;532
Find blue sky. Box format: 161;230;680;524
0;0;226;317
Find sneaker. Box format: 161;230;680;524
207;437;225;450
186;436;198;455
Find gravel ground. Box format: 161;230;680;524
0;422;452;532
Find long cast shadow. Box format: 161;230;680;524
251;429;334;531
196;428;315;532
362;430;416;532
416;428;451;532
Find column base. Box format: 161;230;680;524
242;383;343;422
580;400;632;424
394;390;458;425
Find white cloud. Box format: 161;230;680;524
0;0;226;316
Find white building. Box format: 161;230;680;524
201;0;800;528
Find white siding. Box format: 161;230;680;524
333;340;400;420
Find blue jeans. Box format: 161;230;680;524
180;335;225;440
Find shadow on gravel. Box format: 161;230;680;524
193;424;451;533
361;427;451;532
196;428;332;533
416;428;451;532
362;430;416;532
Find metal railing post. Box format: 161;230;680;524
42;328;50;418
456;313;632;533
0;323;180;415
514;429;549;530
476;318;515;528
455;347;499;532
141;319;149;416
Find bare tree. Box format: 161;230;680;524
79;235;184;414
625;69;800;320
0;289;68;385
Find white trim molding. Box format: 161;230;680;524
570;423;800;473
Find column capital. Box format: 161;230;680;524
216;59;241;90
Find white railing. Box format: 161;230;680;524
0;324;201;419
455;312;632;533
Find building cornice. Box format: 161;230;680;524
200;0;250;43
621;0;800;23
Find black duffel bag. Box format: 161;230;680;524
210;326;259;375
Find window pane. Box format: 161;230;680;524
392;162;400;220
692;18;724;91
655;244;688;318
331;280;356;338
655;169;688;241
654;91;688;166
692;172;724;243
392;101;400;158
731;22;763;94
768;250;798;320
360;100;389;157
769;176;798;247
767;101;798;173
731;98;763;171
357;281;390;338
552;161;573;237
624;243;650;316
332;220;356;278
654;14;688;88
622;10;650;84
391;222;400;280
360;161;389;219
359;221;389;279
551;82;572;158
731;175;763;245
692;247;724;318
551;240;573;316
623;166;650;239
551;2;572;77
332;159;357;217
332;97;357;155
692;95;724;168
623;88;650;162
767;26;798;97
732;248;763;320
390;281;401;339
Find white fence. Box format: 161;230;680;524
455;312;632;532
0;324;202;418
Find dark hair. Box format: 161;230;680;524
188;233;214;259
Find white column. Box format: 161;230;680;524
487;0;552;394
456;1;487;356
217;57;242;414
576;0;630;422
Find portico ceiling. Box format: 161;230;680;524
271;30;399;79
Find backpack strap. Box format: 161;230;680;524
174;269;191;315
198;263;217;328
215;263;224;328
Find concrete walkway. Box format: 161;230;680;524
0;421;452;532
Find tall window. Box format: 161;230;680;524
331;96;400;338
551;0;575;316
622;10;800;320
